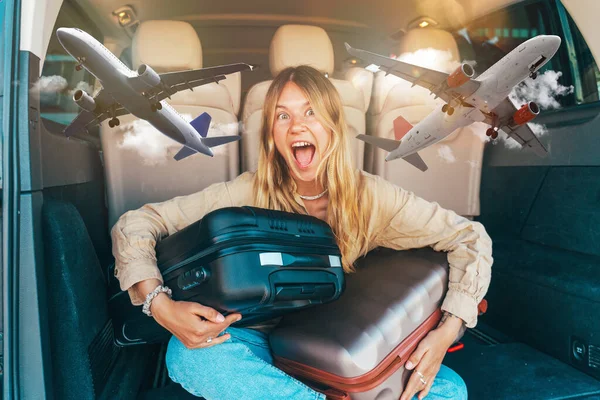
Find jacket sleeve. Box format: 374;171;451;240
372;177;493;328
111;180;235;305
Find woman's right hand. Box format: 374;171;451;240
150;293;242;349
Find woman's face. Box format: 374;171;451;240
273;81;331;183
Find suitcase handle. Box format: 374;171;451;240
260;252;341;268
274;283;336;302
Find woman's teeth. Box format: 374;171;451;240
292;141;312;148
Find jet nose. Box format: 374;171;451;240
548;35;562;48
56;27;68;40
56;27;74;45
544;35;561;57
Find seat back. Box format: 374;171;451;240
367;28;485;217
241;24;372;172
42;199;117;399
101;20;242;228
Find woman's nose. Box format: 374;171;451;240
290;117;307;134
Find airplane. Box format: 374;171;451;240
57;27;253;160
345;35;561;172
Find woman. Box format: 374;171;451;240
112;65;492;400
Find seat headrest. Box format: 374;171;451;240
132;20;203;72
269;25;334;76
394;28;460;62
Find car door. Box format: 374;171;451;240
2;0;22;398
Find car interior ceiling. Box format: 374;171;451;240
30;0;600;399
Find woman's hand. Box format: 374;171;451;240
151;293;242;349
134;278;241;349
399;313;464;400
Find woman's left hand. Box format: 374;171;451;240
399;319;461;400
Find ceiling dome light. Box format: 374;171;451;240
408;16;438;30
112;6;137;28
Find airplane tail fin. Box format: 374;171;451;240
356;116;412;152
201;135;241;148
393;116;413;141
401;152;428;172
174;146;198;161
173;133;240;162
190;112;211;137
356;134;400;152
190;112;240;148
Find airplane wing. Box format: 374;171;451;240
344;43;480;104
487;98;549;157
154;76;227;102
63;89;128;137
158;63;253;87
127;63;253;101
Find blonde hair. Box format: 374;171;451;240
253;65;369;272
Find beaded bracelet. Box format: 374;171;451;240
142;284;172;317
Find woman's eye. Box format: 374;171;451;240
277;113;289;120
306;109;315;117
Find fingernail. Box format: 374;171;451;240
236;316;242;322
216;314;225;322
405;361;413;370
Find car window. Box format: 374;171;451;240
563;10;600;104
455;0;599;109
38;1;103;126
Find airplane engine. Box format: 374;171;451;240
137;64;161;86
513;101;540;125
446;63;475;88
73;89;96;112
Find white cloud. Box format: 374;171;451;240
117;119;179;166
509;70;573;110
116;113;238;164
437;144;456;163
528;122;548;137
466;160;480;169
30;75;68;94
469;122;491;143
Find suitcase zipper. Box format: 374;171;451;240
160;234;339;277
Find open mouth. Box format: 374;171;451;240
291;141;316;169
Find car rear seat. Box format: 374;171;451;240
42;199;153;399
366;28;486;217
100;20;242;228
241;24;372;172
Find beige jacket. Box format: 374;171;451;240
111;170;493;328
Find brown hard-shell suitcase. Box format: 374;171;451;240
269;248;449;400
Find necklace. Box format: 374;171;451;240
298;188;328;201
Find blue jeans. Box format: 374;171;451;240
166;327;467;400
